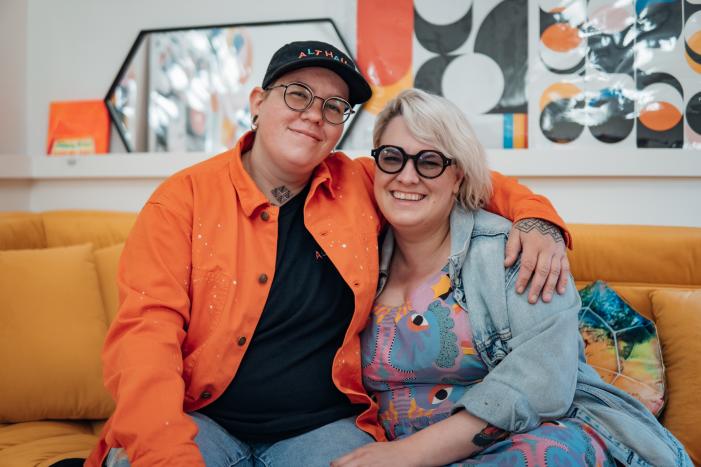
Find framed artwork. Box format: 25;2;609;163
532;0;701;150
345;0;529;150
346;0;701;153
104;19;359;153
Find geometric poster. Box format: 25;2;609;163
347;0;529;149
346;0;701;150
535;0;701;150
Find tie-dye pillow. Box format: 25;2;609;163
578;281;665;417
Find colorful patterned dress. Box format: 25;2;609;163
360;264;617;466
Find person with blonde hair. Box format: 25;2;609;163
333;89;692;467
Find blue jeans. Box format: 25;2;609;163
105;412;373;467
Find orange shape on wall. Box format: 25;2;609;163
541;23;582;52
357;0;413;115
46;100;109;155
685;30;701;74
639;101;683;132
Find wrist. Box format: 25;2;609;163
394;437;428;467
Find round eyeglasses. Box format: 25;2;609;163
371;145;454;179
265;82;354;125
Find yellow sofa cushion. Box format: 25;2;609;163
0;431;97;467
0;421;92;450
0;421;103;466
41;211;136;250
94;243;124;324
0;213;46;250
0;244;114;422
650;289;701;465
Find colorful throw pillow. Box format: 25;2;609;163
578;281;665;416
649;289;701;465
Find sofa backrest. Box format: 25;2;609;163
0;211;137;251
568;223;701;320
2;211;700;320
0;210;137;329
0;212;46;250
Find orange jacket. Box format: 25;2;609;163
87;132;569;466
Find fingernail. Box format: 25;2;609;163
517;287;524;294
543;293;552;302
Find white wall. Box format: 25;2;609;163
0;0;27;155
524;178;700;226
0;0;29;209
1;0;700;227
0;180;31;211
23;0;354;157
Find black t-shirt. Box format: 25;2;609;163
199;185;363;442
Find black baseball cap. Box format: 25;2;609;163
261;40;372;106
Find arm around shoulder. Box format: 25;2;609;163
454;258;581;433
486;170;571;247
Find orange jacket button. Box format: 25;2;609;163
237;336;247;346
258;273;268;284
260;211;270;221
200;391;212;400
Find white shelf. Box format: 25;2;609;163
31;152;214;179
1;154;32;178
1;152;210;179
2;148;701;180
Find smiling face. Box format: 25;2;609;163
374;116;463;236
249;66;349;178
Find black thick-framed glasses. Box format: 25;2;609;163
265;82;354;125
371;145;454;179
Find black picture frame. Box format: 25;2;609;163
104;18;364;153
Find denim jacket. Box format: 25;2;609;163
377;206;692;467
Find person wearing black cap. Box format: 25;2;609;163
261;40;372;106
88;40;572;467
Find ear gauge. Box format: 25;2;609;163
251;114;259;131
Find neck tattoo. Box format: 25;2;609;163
271;185;292;205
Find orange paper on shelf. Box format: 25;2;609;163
46;100;109;155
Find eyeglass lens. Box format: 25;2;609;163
283;83;351;125
376;146;448;178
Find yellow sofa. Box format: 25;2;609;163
0;211;136;467
0;211;699;466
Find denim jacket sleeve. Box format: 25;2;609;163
451;230;582;433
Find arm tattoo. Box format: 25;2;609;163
271;185;292;205
472;423;510;449
515;218;564;243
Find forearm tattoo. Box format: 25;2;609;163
472;423;509;449
271;185;292;205
515;218;564;243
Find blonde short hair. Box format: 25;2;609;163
372;88;492;211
